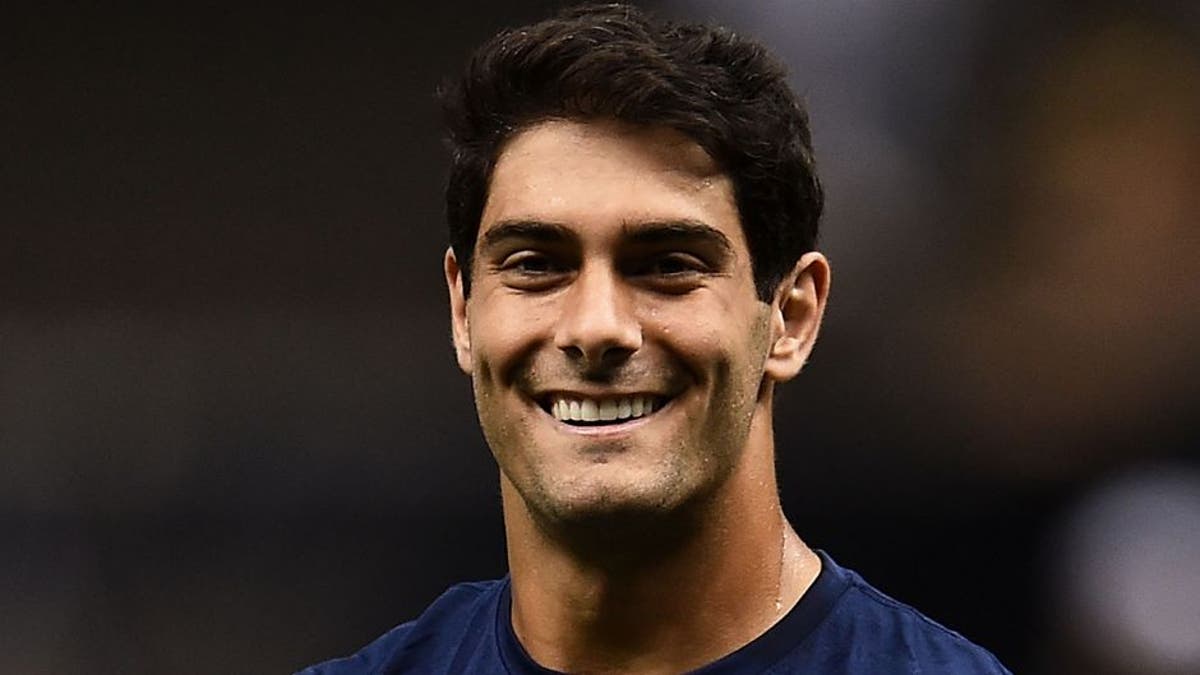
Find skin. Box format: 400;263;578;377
445;119;831;674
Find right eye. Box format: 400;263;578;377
498;251;570;290
502;252;556;274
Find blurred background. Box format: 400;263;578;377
2;1;1197;672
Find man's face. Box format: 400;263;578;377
446;119;785;527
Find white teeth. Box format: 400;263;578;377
598;399;618;421
580;399;599;421
549;395;660;423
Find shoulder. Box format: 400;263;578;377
295;579;505;675
793;553;1011;674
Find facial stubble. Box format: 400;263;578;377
474;305;776;551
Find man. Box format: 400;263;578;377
302;4;1010;673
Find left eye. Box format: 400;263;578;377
625;254;710;293
644;254;705;275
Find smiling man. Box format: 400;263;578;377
300;4;1009;674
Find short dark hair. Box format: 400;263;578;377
440;2;822;301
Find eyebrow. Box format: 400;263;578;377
479;220;577;250
621;220;734;256
477;218;734;257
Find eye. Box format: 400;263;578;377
503;251;557;274
647;254;705;276
633;252;710;278
626;252;711;294
496;250;571;290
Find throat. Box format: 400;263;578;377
508;512;813;675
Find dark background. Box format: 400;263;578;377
3;2;1198;673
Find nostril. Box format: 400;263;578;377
557;344;585;359
552;276;643;359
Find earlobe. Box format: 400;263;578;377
764;252;831;383
444;248;474;374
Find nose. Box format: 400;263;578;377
554;263;642;369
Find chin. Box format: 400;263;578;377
520;464;717;535
490;397;748;538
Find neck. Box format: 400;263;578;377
501;407;821;674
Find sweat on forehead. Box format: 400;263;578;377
477;119;736;240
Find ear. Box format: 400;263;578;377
444;247;474;374
764;251;831;383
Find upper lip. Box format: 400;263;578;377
537;389;665;398
531;389;673;409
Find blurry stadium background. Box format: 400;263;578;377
3;1;1198;672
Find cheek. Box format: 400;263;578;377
468;296;553;379
655;297;765;366
669;309;771;418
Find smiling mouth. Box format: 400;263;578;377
540;394;669;427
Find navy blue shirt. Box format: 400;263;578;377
299;551;1010;674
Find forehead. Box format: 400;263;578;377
478;119;745;251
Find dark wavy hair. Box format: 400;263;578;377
440;3;822;301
